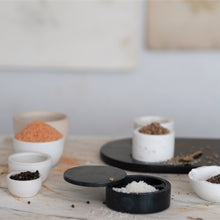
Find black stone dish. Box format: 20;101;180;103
64;166;171;214
106;175;170;214
100;138;220;174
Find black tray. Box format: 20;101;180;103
100;138;220;174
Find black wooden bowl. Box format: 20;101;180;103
106;175;171;214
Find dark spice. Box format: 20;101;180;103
86;201;90;204
71;204;75;208
139;122;169;135
10;171;40;181
27;201;31;204
207;174;220;184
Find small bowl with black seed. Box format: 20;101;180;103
7;170;42;198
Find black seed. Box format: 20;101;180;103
10;171;40;181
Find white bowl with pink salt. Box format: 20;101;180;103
13;111;69;142
13;121;64;166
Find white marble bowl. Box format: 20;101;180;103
8;152;52;182
13;138;64;166
13;111;70;141
7;171;42;198
134;116;174;131
189;166;220;202
132;128;175;163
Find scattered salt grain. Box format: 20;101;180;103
113;181;158;194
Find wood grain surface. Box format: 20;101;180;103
0;136;219;219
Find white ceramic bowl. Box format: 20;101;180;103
13;111;70;141
134;116;174;131
13;138;64;166
8;152;52;182
7;171;42;198
132;128;175;163
188;166;220;202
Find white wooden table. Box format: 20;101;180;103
0;136;219;220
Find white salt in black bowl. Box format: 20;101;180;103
106;175;171;214
64;166;171;214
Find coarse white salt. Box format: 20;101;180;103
113;181;158;194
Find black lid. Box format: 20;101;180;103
64;165;127;187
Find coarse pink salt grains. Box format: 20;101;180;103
15;120;63;142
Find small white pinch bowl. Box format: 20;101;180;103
13;138;64;166
7;171;42;198
134;116;174;131
132;128;175;163
188;166;220;202
8;152;52;182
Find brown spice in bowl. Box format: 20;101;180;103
207;174;220;184
139;122;169;135
15;120;63;142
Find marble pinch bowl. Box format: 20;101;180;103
13;110;70;141
134;116;174;131
8;152;52;182
188;166;220;202
13;138;65;166
132;128;175;163
7;171;42;198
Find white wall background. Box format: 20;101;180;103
0;1;220;138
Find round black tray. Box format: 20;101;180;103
100;138;220;174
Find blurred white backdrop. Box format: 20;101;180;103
0;1;219;138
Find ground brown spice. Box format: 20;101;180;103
55;155;81;173
15;120;63;142
0;166;9;175
169;151;203;164
207;174;220;184
139;122;169;135
187;217;203;220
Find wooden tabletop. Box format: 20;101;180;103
0;136;219;220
